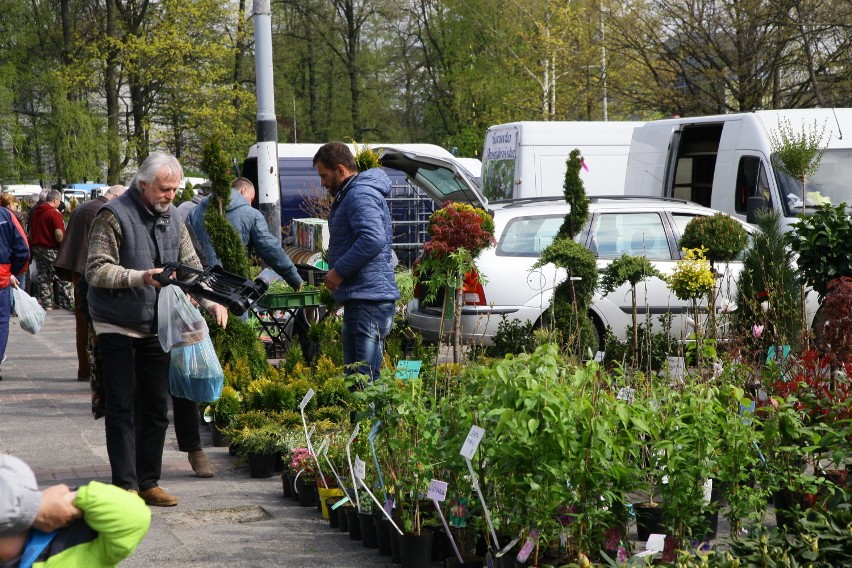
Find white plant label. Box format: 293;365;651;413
460;425;485;459
354;456;366;480
348;422;360;445
299;388;315;410
427;479;448;502
646;533;666;552
703;478;713;505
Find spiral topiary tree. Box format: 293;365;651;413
556;149;590;240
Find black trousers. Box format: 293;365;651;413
99;333;170;491
172;395;201;453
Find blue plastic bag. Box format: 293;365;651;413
169;336;224;402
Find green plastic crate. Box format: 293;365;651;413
257;290;322;309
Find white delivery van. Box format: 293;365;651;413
624;109;852;231
480;121;645;201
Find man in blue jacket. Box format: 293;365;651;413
185;177;303;290
313;142;399;384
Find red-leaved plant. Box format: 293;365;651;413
422;201;495;259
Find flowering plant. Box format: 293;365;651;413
667;247;715;301
289;447;317;478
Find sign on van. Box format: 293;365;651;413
2;185;44;198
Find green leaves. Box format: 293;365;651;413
787;203;852;298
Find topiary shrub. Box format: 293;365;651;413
535;236;599;357
679;213;749;267
556;149;590;240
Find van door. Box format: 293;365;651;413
729;153;774;220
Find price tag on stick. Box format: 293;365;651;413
429;480;463;564
460;425;485;459
427;479;448;501
354;456;366;480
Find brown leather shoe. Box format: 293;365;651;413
188;450;214;478
138;486;178;507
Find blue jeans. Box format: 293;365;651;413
341;300;396;384
0;286;10;365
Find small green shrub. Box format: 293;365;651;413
679;213;749;265
484;316;536;358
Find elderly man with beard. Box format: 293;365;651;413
85;152;228;507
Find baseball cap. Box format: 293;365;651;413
0;455;42;537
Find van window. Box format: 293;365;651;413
496;215;563;257
735;156;771;213
591;213;670;259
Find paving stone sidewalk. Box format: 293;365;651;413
0;309;398;567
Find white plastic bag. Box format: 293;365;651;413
169;336;224;402
12;287;46;335
157;285;208;352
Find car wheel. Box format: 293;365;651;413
589;311;606;353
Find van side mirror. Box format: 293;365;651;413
746;196;768;223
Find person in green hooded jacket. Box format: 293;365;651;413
0;454;150;567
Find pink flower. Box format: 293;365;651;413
617;546;629;563
752;324;764;338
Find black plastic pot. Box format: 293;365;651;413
444;557;484;567
211;421;230;447
327;499;341;529
296;478;317;507
359;512;378;548
337;505;350;533
346;507;362;540
398;532;434;568
246;453;275;478
389;524;401;563
376;516;392;556
634;504;664;542
281;474;292;498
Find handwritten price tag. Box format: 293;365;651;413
427;479;448;502
299;388;315;410
460;425;485;459
354;456;366;480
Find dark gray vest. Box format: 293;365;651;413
87;188;181;333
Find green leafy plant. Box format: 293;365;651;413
769;118;828;215
787;202;852;300
735;208;802;354
208;385;241;424
600;254;663;368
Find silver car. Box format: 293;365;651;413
379;148;817;347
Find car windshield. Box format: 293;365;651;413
775;149;852;216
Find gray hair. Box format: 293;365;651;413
47;189;62;203
130;151;183;192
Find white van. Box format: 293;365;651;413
624;109;852;230
3;184;44;200
481;121;645;201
